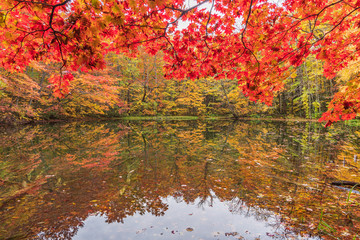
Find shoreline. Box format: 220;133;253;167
0;115;323;127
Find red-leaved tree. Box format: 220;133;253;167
1;0;360;125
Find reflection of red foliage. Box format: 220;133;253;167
1;122;360;239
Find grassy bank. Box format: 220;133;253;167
120;115;234;121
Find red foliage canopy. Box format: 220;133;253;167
1;0;360;124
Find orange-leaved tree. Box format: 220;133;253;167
1;0;360;125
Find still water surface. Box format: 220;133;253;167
0;120;359;239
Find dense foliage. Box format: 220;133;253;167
1;0;360;124
0;51;337;122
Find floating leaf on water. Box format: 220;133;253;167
119;187;126;195
225;232;238;236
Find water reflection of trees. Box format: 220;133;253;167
0;120;359;239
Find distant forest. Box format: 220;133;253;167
0;51;338;124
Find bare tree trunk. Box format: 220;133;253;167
220;79;239;119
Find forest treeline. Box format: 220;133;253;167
0;50;340;124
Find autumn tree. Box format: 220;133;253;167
1;0;360;124
268;56;335;119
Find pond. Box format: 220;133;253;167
0;120;360;239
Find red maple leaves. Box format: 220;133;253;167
1;0;360;124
